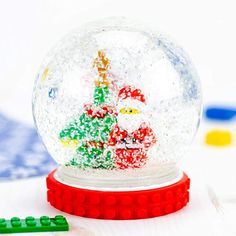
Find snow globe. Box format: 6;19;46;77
32;18;202;219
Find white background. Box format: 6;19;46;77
1;0;236;235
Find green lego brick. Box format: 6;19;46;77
0;215;69;234
93;86;109;105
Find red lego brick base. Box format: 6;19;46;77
46;170;190;220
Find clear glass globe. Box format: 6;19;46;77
32;18;201;190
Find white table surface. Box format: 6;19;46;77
0;175;231;236
1;0;236;235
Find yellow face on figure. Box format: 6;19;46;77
119;107;141;115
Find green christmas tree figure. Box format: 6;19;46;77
59;51;117;169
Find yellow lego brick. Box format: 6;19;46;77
60;139;78;148
205;129;232;146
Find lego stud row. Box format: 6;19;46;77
0;215;69;234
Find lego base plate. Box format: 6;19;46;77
46;170;190;220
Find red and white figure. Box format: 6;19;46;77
108;85;157;169
84;104;117;118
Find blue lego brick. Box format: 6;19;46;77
205;107;236;121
